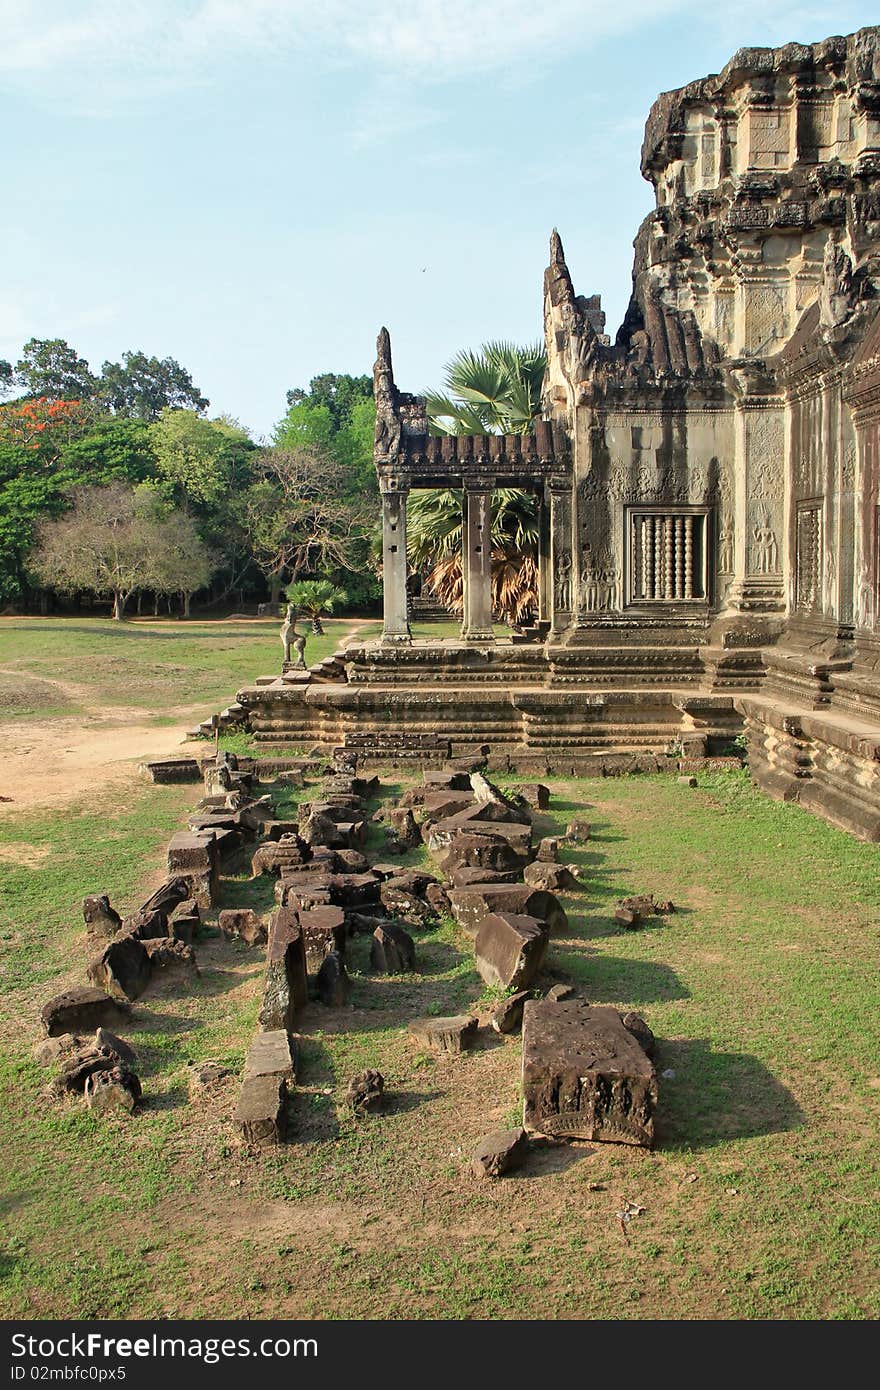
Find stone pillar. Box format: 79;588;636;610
718;365;786;634
549;475;574;638
537;486;551;625
380;475;411;643
461;477;494;642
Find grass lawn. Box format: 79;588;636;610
0;615;381;725
2;766;879;1319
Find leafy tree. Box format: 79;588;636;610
99;350;208;420
243;446;371;602
0;361;13;399
425;341;545;436
28;481;215;620
15;338;97;400
0;397;96;455
275;374;375;498
406;486;539;625
150;409;251;509
286;372;371;430
55;417;157;486
285;577;347;635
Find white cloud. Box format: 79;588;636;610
0;2;873;113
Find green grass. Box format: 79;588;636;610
0;615;375;724
2;766;880;1319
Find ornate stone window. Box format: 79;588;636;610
626;507;709;604
795;501;823;613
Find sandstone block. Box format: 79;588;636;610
244;1029;295;1083
491;989;533;1034
370;921;416;974
258;908;308;1031
522;1001;657;1147
474;912;548;990
512;783;550;810
409;1014;478;1054
448;884;567;937
472;1127;529;1179
566;820;592;843
523;861;580;892
299;905;347;973
87;933;152;1002
316;950;350;1007
346;1069;384;1114
218;908;267;946
40;987;131;1038
234;1074;288;1144
536;837;560;863
84;1064;141;1113
82;894;121;938
441;831;525;876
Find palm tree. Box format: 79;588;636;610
406;487;539;626
425;341;546;437
285;578;347;634
414;342;546;622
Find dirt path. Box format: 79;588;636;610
0;621;374;816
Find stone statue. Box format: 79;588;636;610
373;327;402;458
280;604;296;663
819;234;855;331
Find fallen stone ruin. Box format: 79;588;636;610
37;748;667;1175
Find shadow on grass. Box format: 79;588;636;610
548;950;690;1006
656;1037;804;1150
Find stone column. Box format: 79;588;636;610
461;476;495;642
718;365;786;633
537;485;551;625
380;474;411;643
549;475;574;638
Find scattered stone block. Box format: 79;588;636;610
94;1028;137;1068
523;861;580;892
346;1069;384;1114
472;1126;529;1179
546;983;576;1002
139;758;200;784
425;881;452;916
251;837;307;877
409;1014;478;1054
82;894;121;938
536;837;560;863
299;905;347;973
168;898;200;945
521;1000;657;1147
622;1011;656;1059
234;1074;288;1144
423;770;471;791
258;908;308;1031
190;1060;230;1089
316;950;350;1007
87;933;152;1002
512;783;550;810
448;865;521;888
264;819;303;842
474;912;549;990
388;807;421;849
370;921;416;974
614;894;675;929
33;1032;78;1066
427;814;531;859
334;849;370;873
448;883;567;937
40;987;130;1038
491;990;532;1034
469;772;532;825
441;831;525;876
142;938;199;976
678;775;698;787
218;908;267;946
244;1029;295;1084
84;1065;141;1113
380;879;436;925
566;819;592;843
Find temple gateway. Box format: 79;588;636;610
239;26;880;841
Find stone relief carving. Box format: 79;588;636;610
751;516;780;575
718;524;735;574
580;544;620;612
818;233;855;330
554;550;573;610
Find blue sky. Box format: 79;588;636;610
2;2;878;438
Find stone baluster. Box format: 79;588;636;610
684;515;694;599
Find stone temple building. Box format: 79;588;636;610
239;26;880;840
